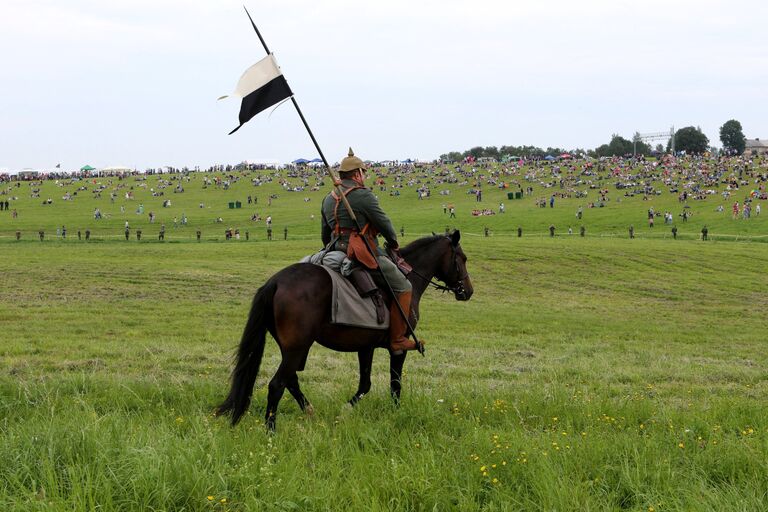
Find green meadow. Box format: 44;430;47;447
1;169;768;510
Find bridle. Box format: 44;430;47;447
409;238;469;297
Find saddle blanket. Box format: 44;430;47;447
316;265;389;330
300;250;388;330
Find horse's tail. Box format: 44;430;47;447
216;277;277;425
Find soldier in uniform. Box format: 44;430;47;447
321;148;419;353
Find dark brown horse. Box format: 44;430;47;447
216;230;473;430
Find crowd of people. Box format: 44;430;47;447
2;153;766;241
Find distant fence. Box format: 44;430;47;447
1;230;767;244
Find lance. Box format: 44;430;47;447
242;7;424;355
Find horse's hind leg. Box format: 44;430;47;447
389;351;407;404
265;351;305;432
287;374;313;416
349;347;374;406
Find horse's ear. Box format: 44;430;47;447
431;231;436;236
451;229;461;246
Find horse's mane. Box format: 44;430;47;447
401;234;446;258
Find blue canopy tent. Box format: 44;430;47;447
544;155;556;161
309;158;323;163
292;158;310;164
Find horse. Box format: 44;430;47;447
216;230;473;431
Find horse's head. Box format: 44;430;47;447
435;230;473;301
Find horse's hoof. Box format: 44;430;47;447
348;393;365;407
305;404;315;417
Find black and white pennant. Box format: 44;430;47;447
220;54;293;135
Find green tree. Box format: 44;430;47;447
439;152;463;162
628;133;652;156
463;146;485;160
670;126;709;154
595;134;634;157
719;119;746;155
484;146;500;160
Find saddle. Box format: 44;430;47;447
300;250;388;328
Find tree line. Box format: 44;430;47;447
439;119;747;161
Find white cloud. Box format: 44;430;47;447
0;0;766;168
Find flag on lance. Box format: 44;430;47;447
220;53;293;134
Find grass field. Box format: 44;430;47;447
1;170;768;510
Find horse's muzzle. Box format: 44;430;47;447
453;280;473;301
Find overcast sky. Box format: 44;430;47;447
1;0;765;170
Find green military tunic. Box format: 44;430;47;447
320;178;411;293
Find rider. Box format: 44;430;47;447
321;148;419;353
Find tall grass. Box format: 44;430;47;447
2;237;767;510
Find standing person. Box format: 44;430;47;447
549;224;555;237
284;226;288;240
517;226;522;237
499;202;505;214
672;226;677;239
549;195;555;208
159;224;165;241
701;226;708;241
267;226;272;240
85;229;90;241
580;226;585;237
125;225;130;240
649;215;654;228
196;229;201;241
577;206;583;219
61;226;66;239
39;230;44;241
629;225;634;239
320;148;420;353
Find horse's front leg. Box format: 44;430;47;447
389;351;407;404
349;347;374;406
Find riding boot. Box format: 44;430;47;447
389;291;421;353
